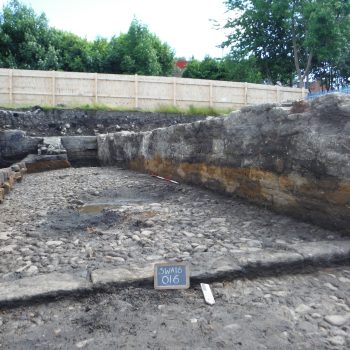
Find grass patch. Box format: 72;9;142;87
0;103;233;116
41;103;137;112
153;104;232;116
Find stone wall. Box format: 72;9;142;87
0;130;42;167
61;136;98;166
98;94;350;233
0;162;27;203
0;130;98;168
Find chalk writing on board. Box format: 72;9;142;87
154;262;190;290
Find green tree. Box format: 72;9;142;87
88;37;109;73
183;56;223;80
182;58;202;78
0;0;56;69
223;0;350;86
183;55;262;83
51;30;92;72
221;56;263;83
106;18;175;76
0;2;175;76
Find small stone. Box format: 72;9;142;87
324;283;338;291
224;323;241;330
105;256;125;263
311;313;321;319
324;314;350;327
0;245;16;253
146;255;162;261
295;304;312;314
46;240;63;247
140;230;153;236
85;246;94;258
272;291;288;297
54;329;61;336
194;245;207;252
0;232;10;240
190;318;198;324
183;231;194;238
24;265;39;276
76;338;94;348
210;218;226;224
328;336;345;346
339;277;350;283
246;240;262;248
132;235;141;242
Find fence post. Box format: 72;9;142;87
301;87;306;99
276;85;280;103
51;71;56;106
173;77;177;106
8;69;13;106
209;82;213;107
244;82;248;105
134;74;139;109
94;73;98;104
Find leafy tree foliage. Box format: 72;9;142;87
0;0;54;69
183;55;262;83
223;0;350;86
0;1;175;76
105;19;174;76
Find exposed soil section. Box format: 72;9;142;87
0;266;349;349
0;108;207;136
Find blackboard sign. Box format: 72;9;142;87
154;262;190;289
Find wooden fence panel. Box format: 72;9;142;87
0;68;307;109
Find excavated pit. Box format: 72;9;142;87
0;96;349;283
1;166;347;283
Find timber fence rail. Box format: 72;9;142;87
0;68;307;109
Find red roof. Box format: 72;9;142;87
175;60;188;70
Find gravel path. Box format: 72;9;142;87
0;167;346;281
0;266;349;349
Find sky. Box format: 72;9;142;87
0;0;232;59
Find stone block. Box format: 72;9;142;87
0;273;91;306
0;188;4;203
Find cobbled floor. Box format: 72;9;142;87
0;167;347;282
0;266;349;349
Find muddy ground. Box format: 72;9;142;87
0;167;349;349
1;266;350;349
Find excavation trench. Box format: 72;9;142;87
0;95;350;289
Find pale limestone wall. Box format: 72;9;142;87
0;68;306;109
97;94;350;233
0;162;26;203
